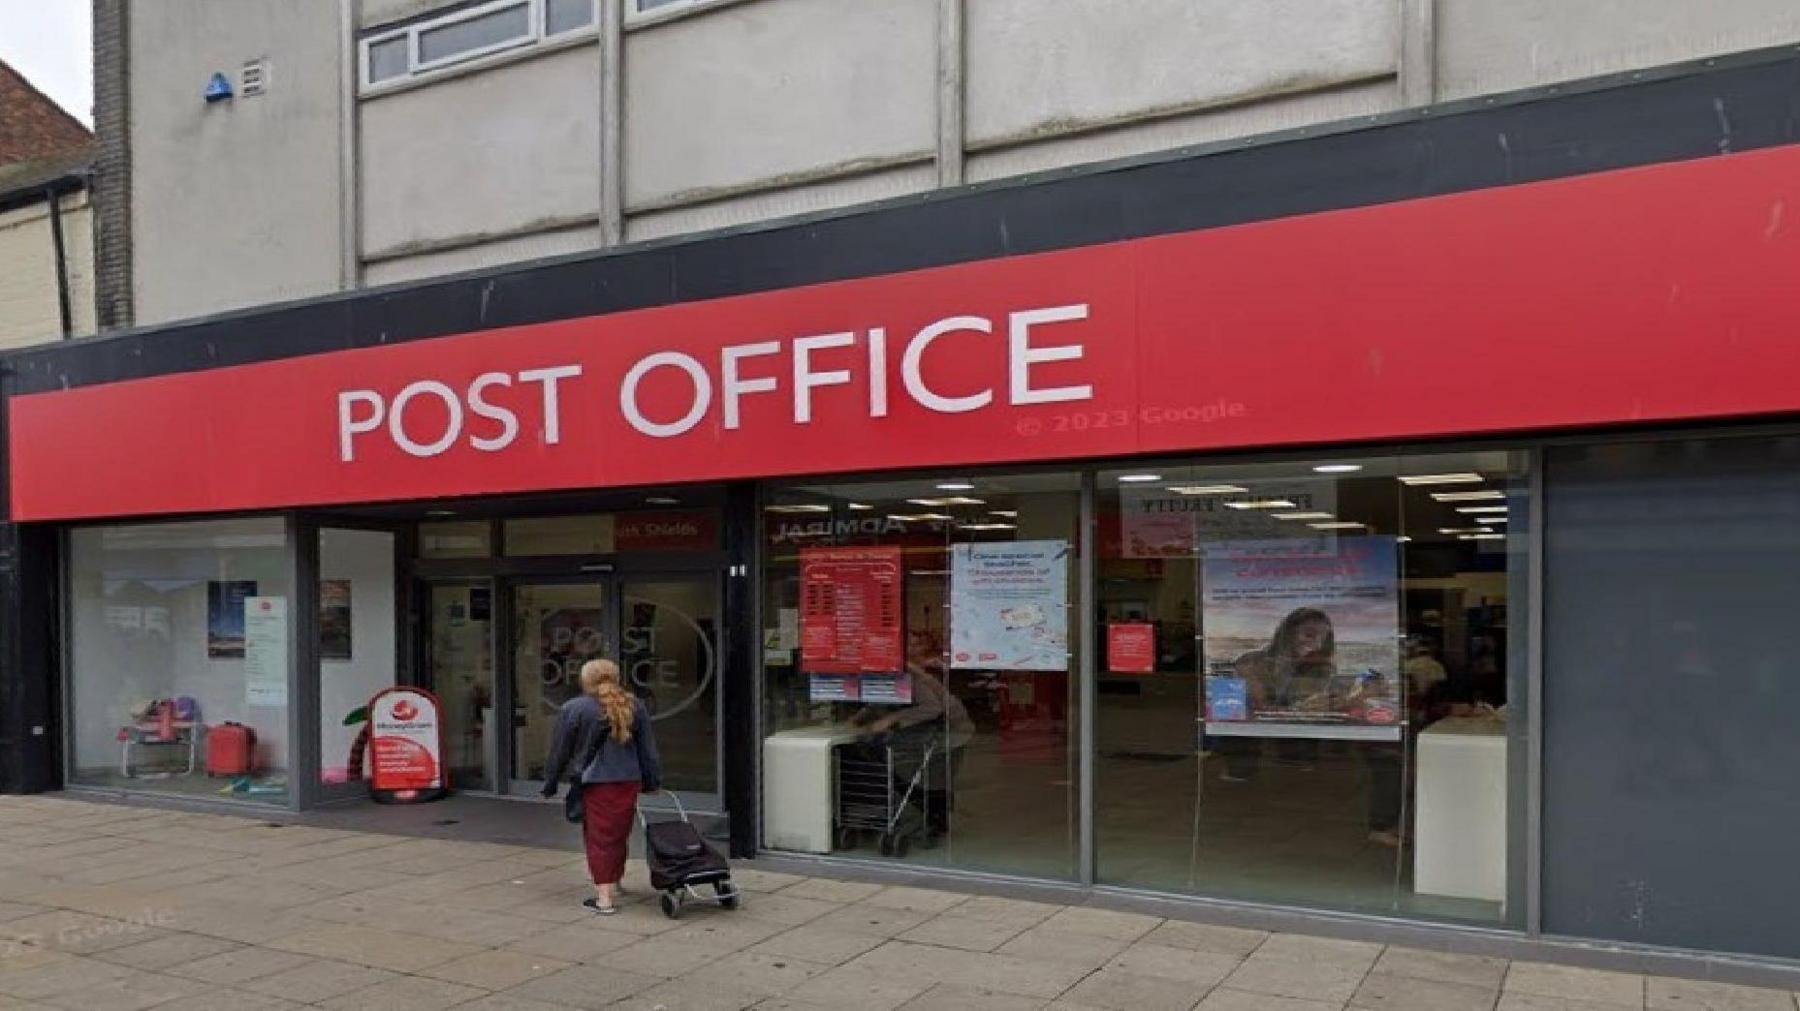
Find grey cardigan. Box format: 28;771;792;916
540;695;662;794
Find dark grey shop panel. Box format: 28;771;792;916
1544;435;1800;960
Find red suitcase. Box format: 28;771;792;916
206;722;257;777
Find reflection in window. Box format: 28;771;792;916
419;520;492;559
417;2;533;66
1095;452;1526;924
761;473;1081;879
545;0;595;35
68;518;294;806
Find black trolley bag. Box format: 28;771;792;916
640;790;740;918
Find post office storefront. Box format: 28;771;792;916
10;55;1800;979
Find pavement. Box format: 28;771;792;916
0;795;1795;1011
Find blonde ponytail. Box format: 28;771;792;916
579;659;635;742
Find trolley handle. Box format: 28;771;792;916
636;788;687;828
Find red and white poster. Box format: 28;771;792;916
800;546;903;675
1107;623;1157;674
367;687;448;802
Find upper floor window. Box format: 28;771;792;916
362;0;597;91
625;0;743;25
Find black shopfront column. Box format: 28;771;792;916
0;371;63;792
722;481;759;858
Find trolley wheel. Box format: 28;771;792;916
878;833;895;857
659;892;681;919
836;827;858;850
714;882;739;910
892;834;911;859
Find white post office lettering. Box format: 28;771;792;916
337;302;1092;457
620;303;1092;438
337;364;584;462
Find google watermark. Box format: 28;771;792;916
0;907;175;959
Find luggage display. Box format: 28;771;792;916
205;722;258;777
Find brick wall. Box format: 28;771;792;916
90;0;132;332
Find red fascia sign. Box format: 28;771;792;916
15;145;1800;522
367;687;448;804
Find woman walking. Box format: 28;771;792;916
541;659;662;914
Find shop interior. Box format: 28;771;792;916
761;451;1524;925
762;472;1082;880
67;488;729;812
1094;451;1524;924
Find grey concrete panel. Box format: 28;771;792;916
1437;0;1800;100
359;46;601;259
362;224;602;285
623;162;934;242
966;0;1398;149
128;0;346;326
966;79;1397;185
622;0;937;210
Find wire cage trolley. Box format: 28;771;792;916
639;790;740;919
834;730;941;858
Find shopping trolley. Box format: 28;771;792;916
833;730;941;858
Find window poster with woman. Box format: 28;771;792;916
1201;537;1402;734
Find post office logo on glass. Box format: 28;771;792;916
623;596;715;721
535;602;714;723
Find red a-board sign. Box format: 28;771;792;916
1107;623;1157;674
800;545;904;675
367;687;448;803
15;146;1800;522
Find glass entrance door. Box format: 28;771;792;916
425;582;496;792
508;578;613;793
621;574;721;805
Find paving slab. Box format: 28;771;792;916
1505;963;1646;1009
1059;967;1209;1011
1644;977;1796;1011
1371;946;1509;990
1223;954;1371;1004
1350;970;1498;1011
239;958;401;1002
3;796;1795;1011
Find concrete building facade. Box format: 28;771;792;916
97;0;1800;327
18;0;1800;986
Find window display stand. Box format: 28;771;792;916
120;722;200;778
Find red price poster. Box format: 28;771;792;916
1107;623;1157;674
800;546;903;674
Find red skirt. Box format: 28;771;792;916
581;781;640;885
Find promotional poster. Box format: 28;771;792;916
243;596;288;707
206;580;257;658
1116;485;1335;558
950;540;1071;671
319;580;353;661
368;687;447;801
1202;536;1401;730
1106;622;1157;674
